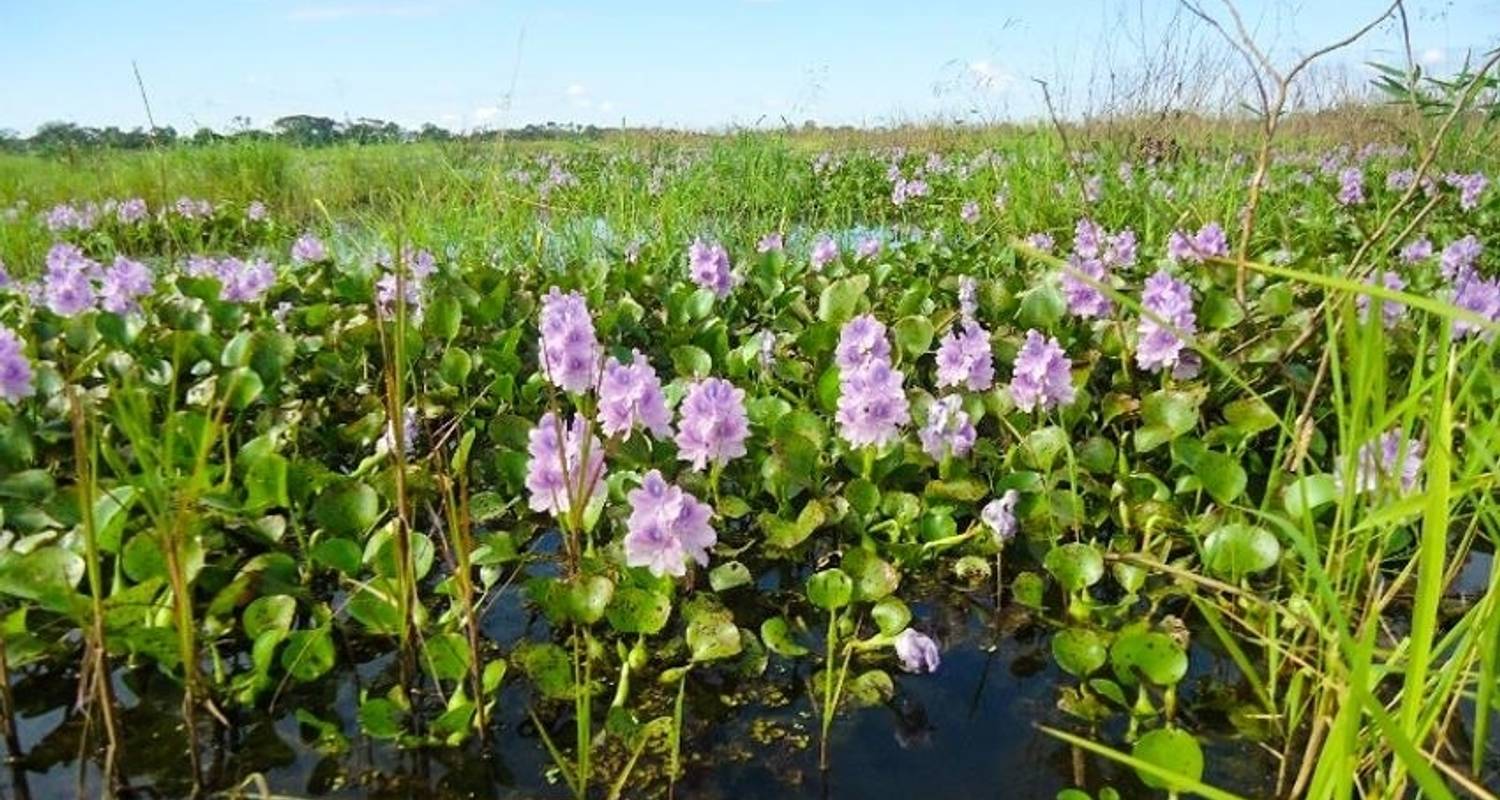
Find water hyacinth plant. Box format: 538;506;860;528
0;71;1499;800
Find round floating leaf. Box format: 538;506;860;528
314;481;380;537
605;586;672;635
282;627;336;682
1051;627;1107;678
1131;727;1204;791
709;561;753;592
1043;543;1105;593
1011;571;1046;609
1202;524;1280;580
760;616;810;657
687;613;742;662
892;316;934;358
818;275;870;324
358;696;405;740
243;595;296;639
223;367;264;410
1110;629;1188;686
564;575;614;625
806;569;853;611
1282;474;1337;518
871;596;911;637
843;549;900;602
845;669;895;708
425;632;471;681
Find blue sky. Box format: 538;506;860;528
2;0;1496;135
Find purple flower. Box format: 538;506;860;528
960;200;981;224
836;360;910;448
1349;429;1424;495
756;232;784;253
675;378;750;471
1387;169;1416;192
624;470;716;578
99;256;154;314
836;314;892;372
1337;167;1365;206
378;406;420;455
1356;270;1406;329
688;238;735;298
537;287;601;394
220;258;277;303
1451;271;1500;339
981;490;1019;542
891;177;929;206
1024;232;1056;253
173;197;213;219
291;234;328;263
376;272;425;322
1136;270;1196;373
0;327;35;403
42;243;99;316
855;235;882;261
810;235;839;271
934;321;994;392
893;629;940;674
958;276;978;321
1009;331;1074;413
1082;175;1103;204
1440;235;1482;281
597;351;672;441
1167;222;1230;264
1400;237;1433;264
116;198;147;224
1061;256;1113;319
1445;172;1488;211
918;395;975;460
246;201;269;222
525;412;606;518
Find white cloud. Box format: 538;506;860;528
968;60;1015;93
1420;47;1445;65
599;101;616;113
472;106;500;124
566;83;587;97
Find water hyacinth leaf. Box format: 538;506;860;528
1223;396;1279;437
243;595;296;639
1172;439;1247;505
687;612;742;662
1017;283;1066;329
1052;628;1108;678
563;575;614;625
282;628;336;682
1110;629;1189;686
1282;474;1338;518
517;642;575;700
223;367;264;410
846;478;881;515
605;586;672;635
428;295;462;342
709;561;753;592
1077;436;1117;474
243;451;291;511
0;546;84;614
366;527;436;582
424;632;471;682
346;587;403;634
670;344;712;378
843;549;900;602
762;499;826;549
953;555;992;587
893;316;934;359
483;659;508;694
872;597;912;636
1044;543;1105;593
1012;571;1046;608
313;481;380;536
359;696;405;740
924;478;987;503
1136;389;1202;453
806;568;853;610
760;616;811;657
0;469;54;501
818;275;869;324
439;347;473;386
1131;728;1204;791
846;669;895;708
1202;524;1281;580
1019;426;1069;472
311;537;362;575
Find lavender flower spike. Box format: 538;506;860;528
893;629;941;674
624;470;717;578
1009;330;1074;413
675;378;751;471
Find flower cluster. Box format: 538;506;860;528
957;276;978;321
918;394;975;460
184;254;277;303
688;238;735;298
1009;330;1074;413
1061;219;1136;319
960;200;980;224
624;470;716;577
1348;429;1424;495
43;244;100;316
525;412;606;517
597;352;672;440
675;378;750;471
374;247;436;322
1337;167;1365;206
1356;270;1407;330
1440;235;1481;280
894;629;940;674
810;235;839;271
756;232;784;253
1166;222;1229;264
99;257;154;314
538;288;602;394
835;316;909;448
934;321;994;392
1136;270;1196;373
291;234;328;263
855;235;882;261
1445;171;1488;211
891;176;930;206
0;327;34;403
982;490;1019;543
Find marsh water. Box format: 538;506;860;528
3;549;1493;799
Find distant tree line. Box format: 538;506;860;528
0;116;619;155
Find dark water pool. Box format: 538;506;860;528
6;550;1496;798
